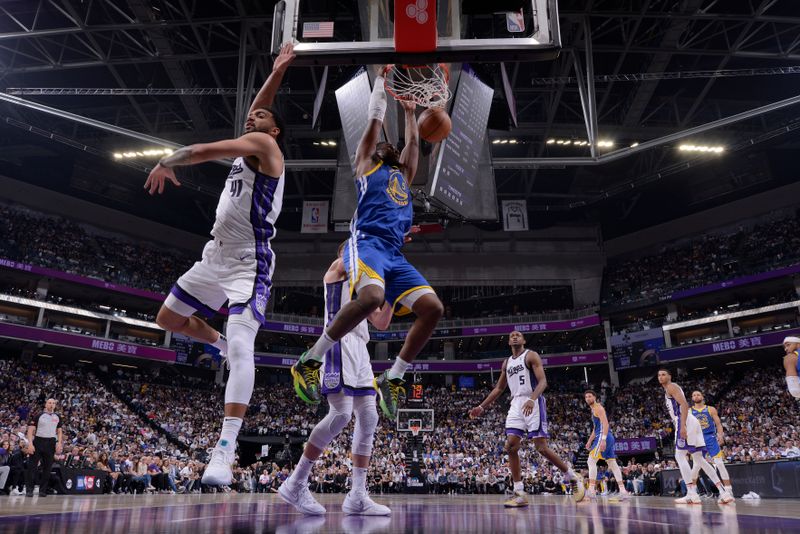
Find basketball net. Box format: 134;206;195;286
384;64;451;109
409;424;421;438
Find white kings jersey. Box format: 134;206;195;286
506;349;535;398
665;384;687;422
211;157;285;244
324;277;369;343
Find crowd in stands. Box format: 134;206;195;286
0;204;192;295
3;356;800;498
603;212;800;307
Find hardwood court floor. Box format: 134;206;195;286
1;493;797;533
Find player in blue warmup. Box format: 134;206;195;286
291;67;444;418
583;390;630;500
689;391;735;499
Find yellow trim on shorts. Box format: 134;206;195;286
363;161;383;177
590;445;606;461
712;451;724;460
349;259;385;298
392;285;434;315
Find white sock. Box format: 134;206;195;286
563;469;576;482
352;467;368;492
211;333;228;353
289;455;314;487
217;417;242;450
687;485;698;496
513;481;524;493
304;332;336;362
724;485;733;494
387;358;411;380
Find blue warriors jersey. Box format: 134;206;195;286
352;162;413;250
590;410;617;460
691;406;717;438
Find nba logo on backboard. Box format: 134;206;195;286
507;10;525;33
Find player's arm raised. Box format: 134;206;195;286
145;133;278;195
469;360;508;418
398;99;419;183
355;68;388;175
709;406;724;445
248;42;295;114
667;383;689;440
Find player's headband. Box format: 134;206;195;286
784;336;800;344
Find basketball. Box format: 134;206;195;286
418;107;452;143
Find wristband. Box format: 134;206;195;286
600;436;607;441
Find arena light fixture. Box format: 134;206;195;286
78;359;92;364
596;140;615;148
725;359;754;365
630;142;639;148
112;362;138;369
113;148;174;159
678;144;725;153
37;354;54;358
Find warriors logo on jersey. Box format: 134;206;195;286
386;169;410;206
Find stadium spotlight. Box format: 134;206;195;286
678;144;725;153
112;148;173;160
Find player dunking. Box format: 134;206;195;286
583;390;630;500
291;67;444;418
658;368;733;504
279;243;393;516
689;391;735;499
469;331;584;507
145;44;295;485
782;336;800;398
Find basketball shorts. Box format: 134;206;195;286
343;233;434;316
505;396;549;439
164;238;273;325
674;414;707;453
703;434;723;459
320;332;376;397
590;432;617;460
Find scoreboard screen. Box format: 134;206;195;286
429;65;498;221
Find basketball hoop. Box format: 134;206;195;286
384;64;451;109
409;424;421;438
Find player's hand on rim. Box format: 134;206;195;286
399;98;416;112
145;163;181;195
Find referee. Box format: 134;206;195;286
24;398;63;498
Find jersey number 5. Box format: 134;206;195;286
229;179;243;198
519;375;525;386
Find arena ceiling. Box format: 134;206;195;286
0;0;798;239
